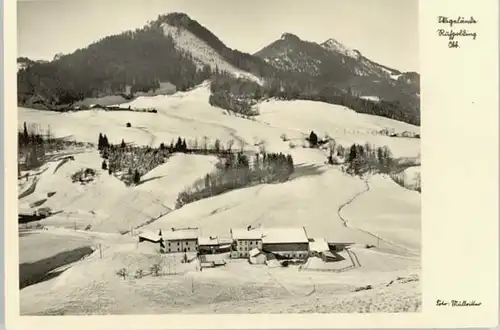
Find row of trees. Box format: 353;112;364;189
343;143;395;176
176;152;294;208
18;122;89;172
96;133;244;187
18;122;47;170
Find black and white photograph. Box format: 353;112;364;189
15;0;422;315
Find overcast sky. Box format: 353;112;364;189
17;0;419;72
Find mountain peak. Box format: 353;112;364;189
321;38;360;59
280;33;301;41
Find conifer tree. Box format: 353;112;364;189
23;122;29;146
133;169;141;184
175;137;182;152
348;144;357;163
98;133;103;150
309;131;318;147
103;135;109;149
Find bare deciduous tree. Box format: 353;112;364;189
226;139;234;152
116;268;128;279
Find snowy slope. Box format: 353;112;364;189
341;174;421;254
20;84;419;159
162;24;262;84
257;98;420;159
18;83;421;314
143;153;420;256
19;151;217;233
135;153;219;210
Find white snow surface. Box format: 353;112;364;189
341;174;421;254
19;85;419;158
162;24;262;84
18;83;421;314
322;38;360;59
360;96;381;102
18;151;217;233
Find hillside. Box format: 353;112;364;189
17;12;419;125
18;81;420;314
17;13;276;108
18;150;218;233
254;34;420;123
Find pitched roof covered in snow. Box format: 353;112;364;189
249;248;262;257
198;236;219;246
231;227;309;244
261;227;309;244
309;238;329;252
138;230;161;242
230;227;264;240
162;227;199;241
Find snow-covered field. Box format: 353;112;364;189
20;240;420;315
19;84;420;158
340;175;421;254
18;84;421;314
18;151;217;233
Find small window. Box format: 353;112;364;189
177;242;180;246
188;247;190;251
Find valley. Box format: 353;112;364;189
17;83;420;314
16;10;420;315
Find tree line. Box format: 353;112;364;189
340;143;395;176
176;151;294;208
208;73;419;125
97;133;245;186
18;122;88;172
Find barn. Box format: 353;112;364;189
261;227;310;259
230;226;310;259
138;230;162;244
162;227;199;253
198;236;220;254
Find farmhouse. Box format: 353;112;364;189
261;227;310;259
230;226;310;259
230;226;264;258
401;131;417;138
162;227;199;253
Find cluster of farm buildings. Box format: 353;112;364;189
138;226;352;265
